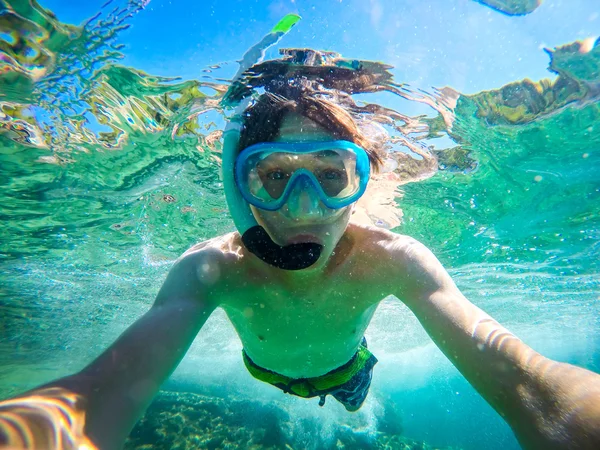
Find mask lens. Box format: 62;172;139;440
256;153;296;199
312;150;353;197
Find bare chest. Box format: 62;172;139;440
227;277;375;328
219;272;384;377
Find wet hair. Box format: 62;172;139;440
237;91;386;173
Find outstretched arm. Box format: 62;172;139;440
0;248;221;450
388;237;600;450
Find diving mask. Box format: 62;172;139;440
235;140;370;211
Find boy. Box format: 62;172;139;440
2;64;600;450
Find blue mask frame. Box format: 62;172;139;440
235;140;371;211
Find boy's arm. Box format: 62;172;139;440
0;248;222;450
387;237;600;450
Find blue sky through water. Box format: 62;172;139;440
41;0;598;96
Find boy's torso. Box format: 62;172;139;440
189;223;401;379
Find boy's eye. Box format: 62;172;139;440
320;169;343;180
266;170;289;181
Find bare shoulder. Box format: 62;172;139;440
346;223;452;298
177;232;246;288
155;233;243;307
347;222;428;262
180;232;243;263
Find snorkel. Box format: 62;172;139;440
221;14;377;270
222;14;323;270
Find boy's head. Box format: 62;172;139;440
234;91;385;258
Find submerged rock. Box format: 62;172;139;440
125;390;458;450
125;391;284;449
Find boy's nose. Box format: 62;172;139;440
284;178;322;220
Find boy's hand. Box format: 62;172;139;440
0;387;97;449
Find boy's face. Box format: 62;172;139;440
248;113;355;259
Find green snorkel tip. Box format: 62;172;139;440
271;13;301;34
223;12;302;106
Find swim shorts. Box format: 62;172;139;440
242;338;377;411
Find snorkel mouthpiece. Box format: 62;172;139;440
242;227;322;270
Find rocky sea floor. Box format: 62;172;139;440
124;391;459;450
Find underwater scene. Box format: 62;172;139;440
0;0;599;449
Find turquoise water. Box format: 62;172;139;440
0;0;599;449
